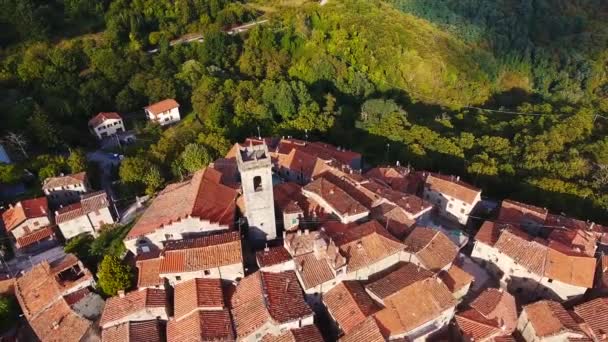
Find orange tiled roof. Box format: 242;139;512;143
302;176;368;218
56;190;110;224
425;173;481;204
365;262;433;301
475;221;513;247
365;166;413;193
439;264;474;293
256;246;292;268
102;319;163;342
159;231;242;274
230;271;271;338
339;317;385;342
144;99;179;116
16;225;55;248
494;228;547;275
89;112;122;128
544;247;596;288
42;171;87;190
523;300;583;338
2;197;48;232
324;281;380;334
293;252;337;290
403;226;458;271
135;258;162;289
127;168;237;239
373;277;456;337
573;297;608;340
498;199;548;225
30;298;93;342
370;203;416;239
278;148;330;181
174;278;224;320
100;289;168;328
548;228;597;257
167;309;234;342
455;308;503;341
468;288;517;333
262;325;324;342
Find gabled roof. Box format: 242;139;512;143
167;309;234;342
302;175;368;218
100;289;168;328
573;297;608;340
365;166;413;193
365;262;433;301
339;317;385;342
262;325;324;342
144;99;179;116
403;226;458;271
439;264;474;293
159;231;242;274
135;258;162;289
2;197;49;231
88;112;122;128
102;319;164;342
16;225;55;248
42;171;87;190
293;251;338;290
425;173;481;204
370;203;416;239
324;281;380;334
29;299;93;342
173;278;224;321
56;191;110;224
278;148;330;180
498;199;548;225
256;246;292;268
523;300;583;338
126;168;237;239
466;288;517;334
475;221;513;247
548;228;597;257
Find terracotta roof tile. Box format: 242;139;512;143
174;278;224;320
167;309;234;342
455;309;502;341
127;168;237;239
16;225;55;248
56;190;110;224
365;263;433;300
469;288;517;333
524;300;583;338
425;173;481;204
89;112;122;128
102;319;164;342
302;176;368;218
159;232;242;274
319;171;378;209
494;228;547;275
365;166;414;193
373;277;456;336
544;248;596;288
339;317;385;342
135;258;162;288
293;252;336;290
403;226;458;271
145;99;179;116
2;197;49;232
324;281;380;334
29;299;93;342
548;228;597;257
262;271;313;324
498;199;548;225
475;221;513;247
230;271;270;338
573;298;608;340
278;148;330;181
256;246;292;268
262;325;324;342
370;203;416;239
439;264;474;293
597;255;608;289
100;289;168;328
42;172;87;190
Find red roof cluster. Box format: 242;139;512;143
2;197;49;232
100;289;168;328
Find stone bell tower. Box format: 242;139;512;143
236;143;277;241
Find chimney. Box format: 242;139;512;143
52;322;59;330
54;211;59;216
264;244;269;252
41;206;46;215
284;278;291;293
298;261;304;272
456;176;460;181
297;230;302;236
118;290;125;298
304;229;309;235
498;288;504;293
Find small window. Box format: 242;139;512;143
448;203;453;208
165;234;173;240
253;176;263;192
460;208;465;214
204;270;211;276
292;218;298;224
176;276;181;281
548;278;553;283
33;221;39;227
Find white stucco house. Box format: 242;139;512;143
88;112;125;139
422;173;481;225
2;197;57;249
55;191;115;239
144;99;180;126
42;172;90;206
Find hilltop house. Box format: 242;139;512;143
144;99;180;126
422;173;481;225
88;112;125;139
42;172;90;206
2;197;57;250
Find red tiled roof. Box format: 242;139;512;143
278;148;330;181
2;197;49;232
262;325;324;342
293;252;337;290
144;99;179;116
370;203;416;239
455;309;503;341
256;246;292;268
439;264;474;293
167;309;234;342
469;288;517;334
475;221;512;247
262;271;313;324
16;226;55;248
523;300;582;338
548;228;597;257
573;298;608;340
302;175;368;218
56;190;110;224
324;281;380;334
100;289;168;328
544;247;596;288
159;231;242;274
89;112;122;128
339;317;385;342
498;199;548;225
102;319;164;342
403;226;458;271
127;168;237;239
425;173;481;204
42;171;87;190
230;271;271;338
494;228;547;275
365;263;434;300
319;171;378;209
135;258;162;289
174;278;224;320
365;166;413;193
29;299;92;342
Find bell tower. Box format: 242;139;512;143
236;143;277;241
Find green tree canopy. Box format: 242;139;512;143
97;254;133;297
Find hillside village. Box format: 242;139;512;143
2;101;608;342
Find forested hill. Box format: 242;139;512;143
1;0;608;223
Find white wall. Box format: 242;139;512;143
345;251;402;280
59;207;114;240
423;189;480;225
11;216;51;239
517;310;585;342
162;263;244;286
147;107;180;126
260;260;295;273
92;118;124;139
